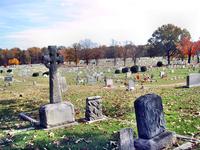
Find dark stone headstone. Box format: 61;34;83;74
134;94;175;150
85;96;103;121
134;94;165;139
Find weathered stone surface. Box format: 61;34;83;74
134;131;175;150
85;96;103;121
43;46;64;104
119;128;135;150
39;102;75;128
186;73;200;88
106;79;113;87
127;80;135;91
134;94;165;139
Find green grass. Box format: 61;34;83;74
0;65;200;149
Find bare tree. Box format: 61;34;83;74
72;43;81;66
79;39;98;65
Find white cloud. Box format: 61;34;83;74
4;0;200;49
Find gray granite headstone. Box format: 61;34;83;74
106;79;113;87
39;102;75;128
134;94;175;150
87;76;97;85
127;80;135;91
85;96;103;121
186;73;200;88
119;128;135;150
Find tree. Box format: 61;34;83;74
148;24;191;65
72;43;81;66
8;58;20;65
27;47;42;64
117;41;132;66
90;46;104;66
193;40;200;63
176;36;196;63
79;39;97;65
110;39;120;66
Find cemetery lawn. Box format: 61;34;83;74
0;66;200;149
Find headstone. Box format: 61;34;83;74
85;96;104;121
39;102;75;128
59;76;67;92
160;71;165;78
134;94;175;150
186;73;200;88
87;76;96;85
127;80;135;91
119;128;135;150
106;79;113;87
4;76;13;86
39;46;77;128
126;72;131;78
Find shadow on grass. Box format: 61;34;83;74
174;85;188;89
0;99;40;130
4;129;118;150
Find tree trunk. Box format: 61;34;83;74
167;49;170;65
96;59;99;66
123;58;126;66
188;49;192;64
114;58;117;66
197;51;200;63
188;53;191;64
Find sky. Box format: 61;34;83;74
0;0;200;49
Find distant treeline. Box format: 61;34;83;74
0;43;149;66
1;24;200;66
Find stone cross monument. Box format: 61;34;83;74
39;46;76;128
43;46;64;103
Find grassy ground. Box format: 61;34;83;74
0;65;200;149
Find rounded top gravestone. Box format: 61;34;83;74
134;93;166;139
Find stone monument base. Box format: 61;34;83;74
39;102;77;128
134;131;175;150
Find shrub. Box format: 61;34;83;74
141;66;147;72
32;72;39;77
130;65;139;73
7;69;12;73
157;61;163;67
42;71;49;76
115;69;121;74
122;67;129;73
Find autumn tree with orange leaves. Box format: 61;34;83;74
177;37;197;63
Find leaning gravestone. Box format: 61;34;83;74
39;46;77;128
186;73;200;88
85;96;106;122
134;94;175;150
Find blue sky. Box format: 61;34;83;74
0;0;200;49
